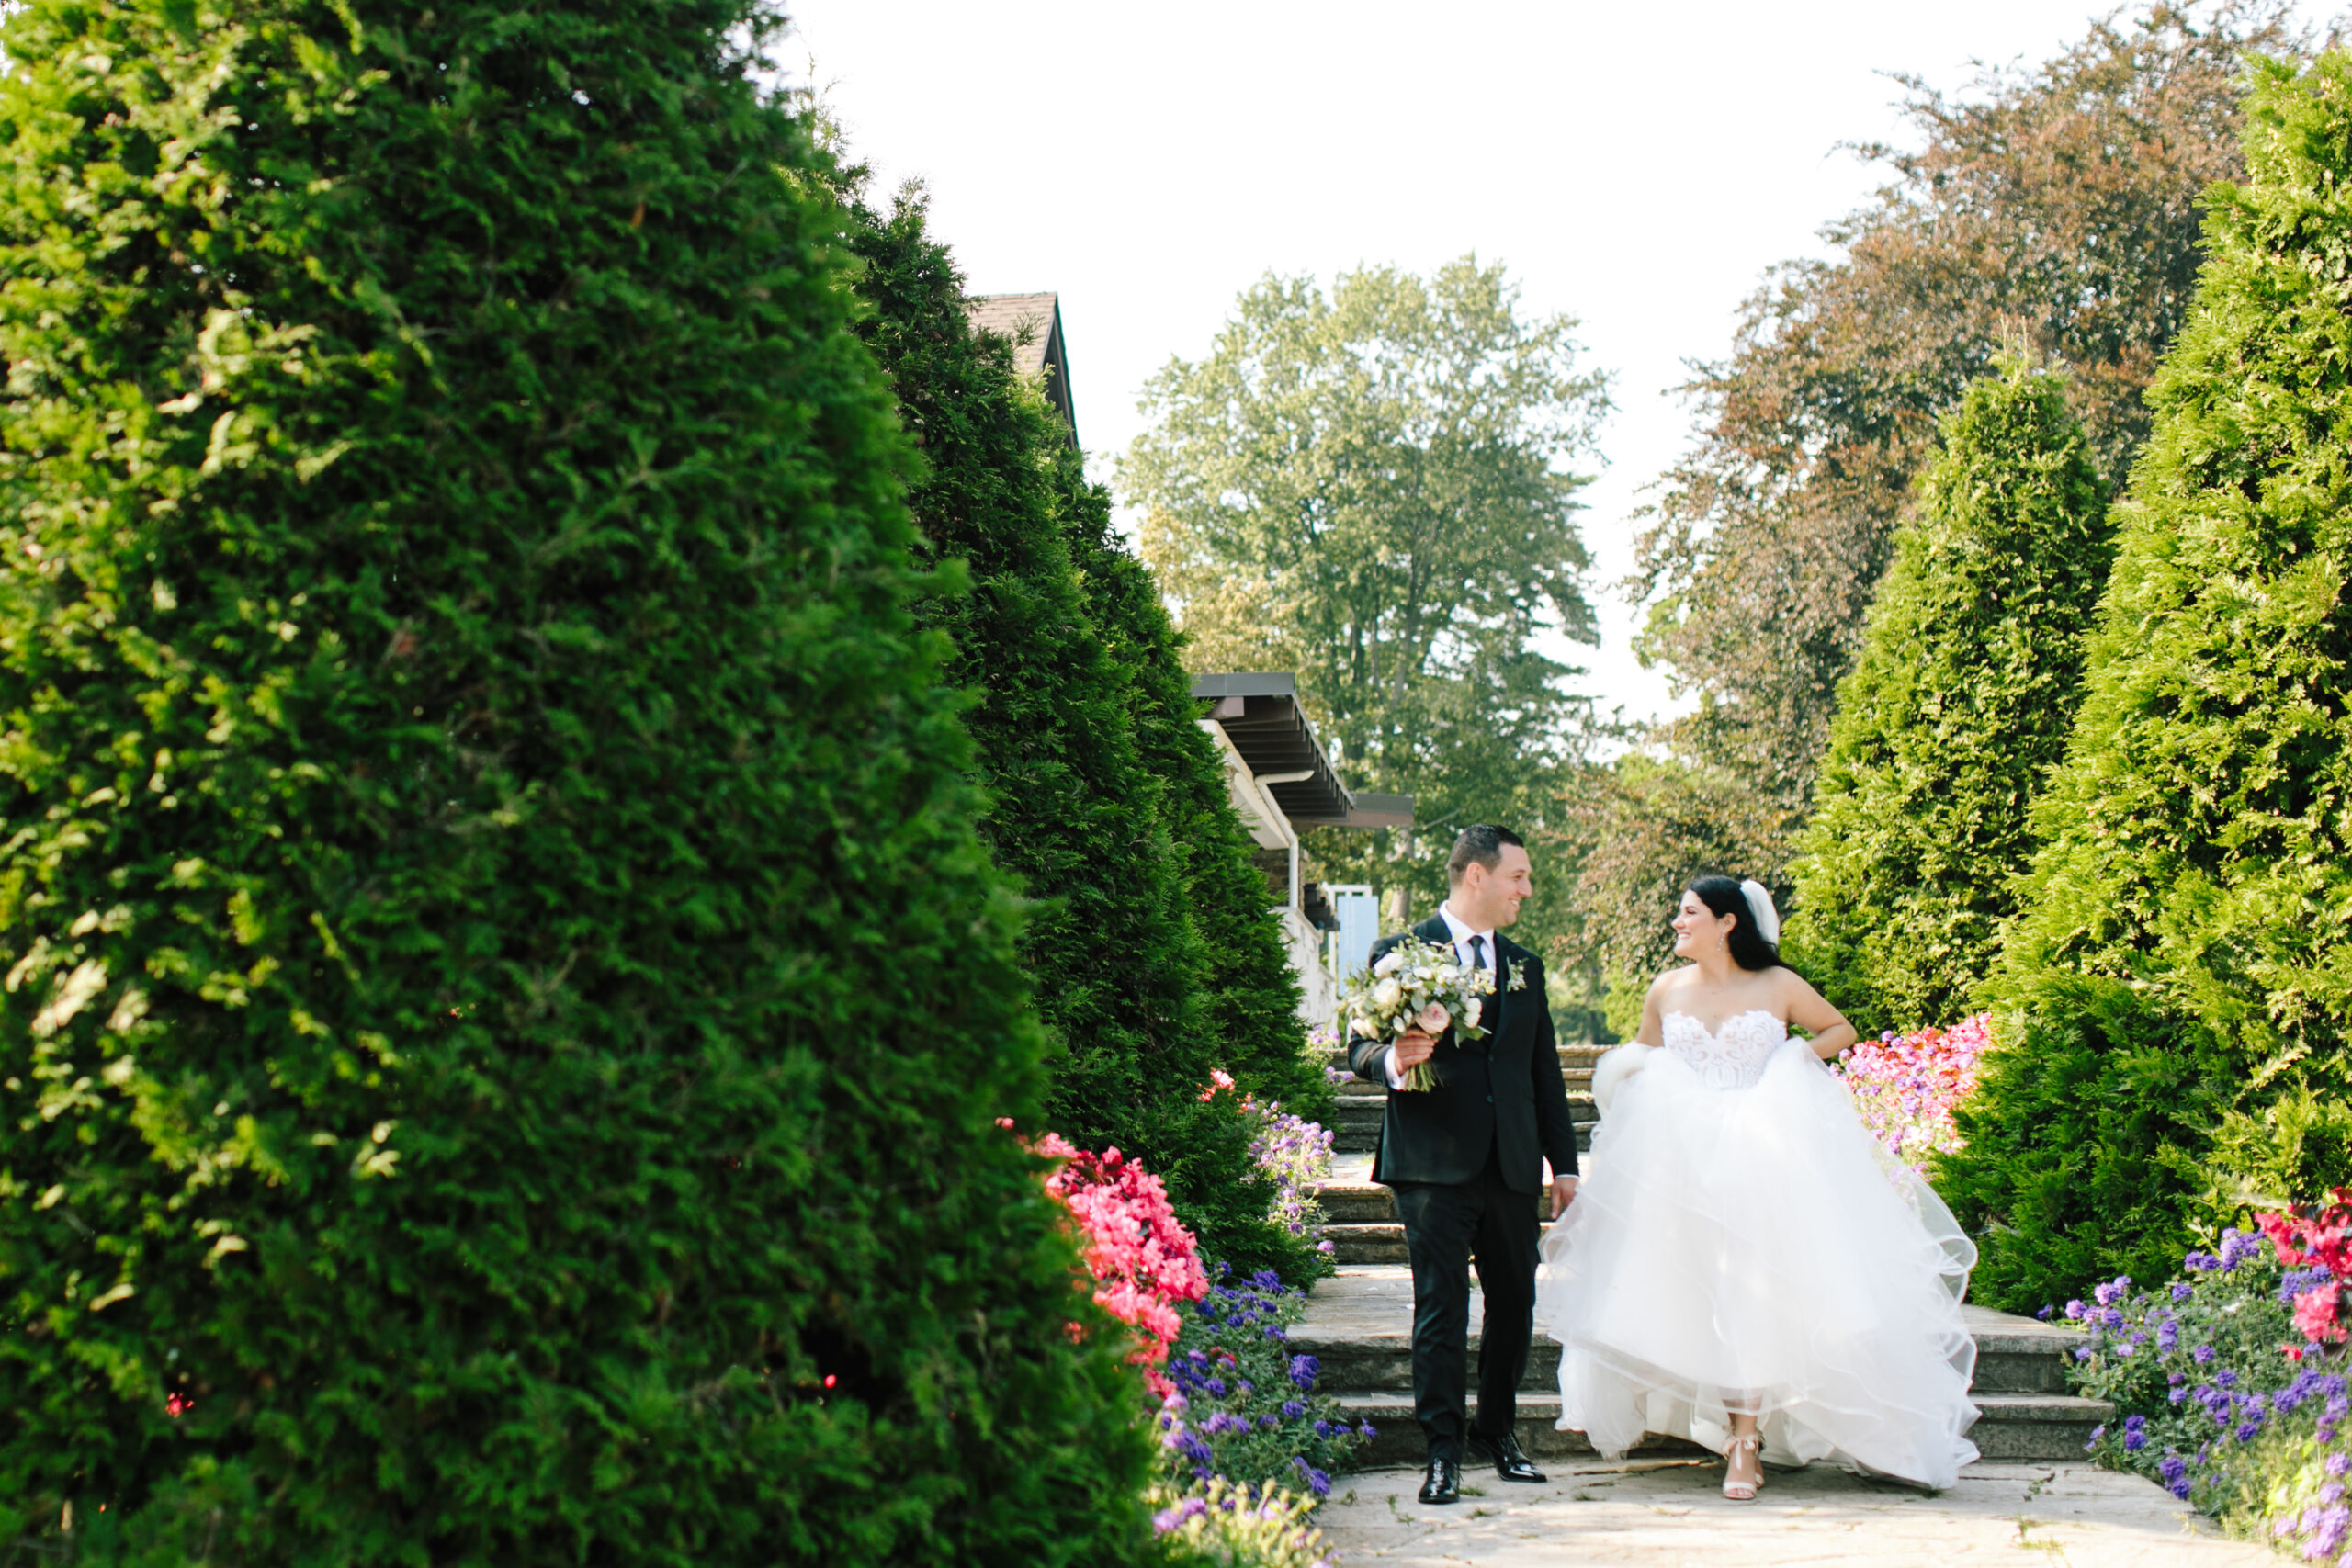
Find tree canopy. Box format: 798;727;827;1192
1560;2;2299;988
1125;258;1610;919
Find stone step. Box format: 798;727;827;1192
1326;1093;1600;1156
1294;1264;2112;1471
1291;1303;2080;1399
1326;1390;2111;1469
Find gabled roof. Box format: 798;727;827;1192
1192;672;1413;830
965;292;1076;446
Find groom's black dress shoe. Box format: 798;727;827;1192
1418;1457;1461;1505
1470;1429;1547;1483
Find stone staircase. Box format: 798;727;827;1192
1301;1142;2112;1470
1322;1043;1600;1266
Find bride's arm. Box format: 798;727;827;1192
1779;970;1858;1060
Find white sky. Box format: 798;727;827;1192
779;2;2317;728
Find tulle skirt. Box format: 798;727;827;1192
1535;1038;1981;1487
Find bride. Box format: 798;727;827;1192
1535;874;1979;1499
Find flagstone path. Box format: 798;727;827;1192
1311;1458;2272;1566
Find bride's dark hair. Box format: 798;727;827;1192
1687;874;1790;974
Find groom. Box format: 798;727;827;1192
1350;825;1580;1506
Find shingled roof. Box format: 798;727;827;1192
965;292;1076;446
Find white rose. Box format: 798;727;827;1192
1463;998;1482;1028
1374;978;1404;1010
1373;950;1405;977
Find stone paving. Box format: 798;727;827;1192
1315;1458;2275;1566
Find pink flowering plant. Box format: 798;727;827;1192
1831;1013;1990;1173
1031;1133;1209;1398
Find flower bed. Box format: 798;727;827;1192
1831;1013;1989;1172
1204;1067;1338;1268
1157;1265;1372;1500
2063;1211;2352;1562
1031;1128;1344;1566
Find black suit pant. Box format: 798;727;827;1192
1388;1145;1540;1462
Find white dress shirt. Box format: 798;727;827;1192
1384;903;1498;1089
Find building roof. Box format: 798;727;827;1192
965;292;1076;446
1191;672;1414;830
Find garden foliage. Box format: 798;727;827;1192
1784;367;2111;1032
837;183;1316;1272
1155;1268;1370;1498
0;3;1151;1562
1943;51;2352;1309
2064;1226;2352;1562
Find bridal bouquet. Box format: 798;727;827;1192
1340;938;1495;1092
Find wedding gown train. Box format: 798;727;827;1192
1534;1010;1981;1488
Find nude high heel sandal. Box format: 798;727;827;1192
1723;1434;1764;1502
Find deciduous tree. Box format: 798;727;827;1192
1125;259;1609;918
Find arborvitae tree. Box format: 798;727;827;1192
1054;447;1329;1122
1942;53;2352;1310
1782;366;2112;1034
0;6;1151;1562
837;183;1307;1274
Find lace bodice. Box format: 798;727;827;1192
1661;1010;1787;1090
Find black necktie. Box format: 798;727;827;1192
1469;934;1488;973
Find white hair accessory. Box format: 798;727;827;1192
1739;879;1781;947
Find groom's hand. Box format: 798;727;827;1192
1394;1029;1437;1069
1551;1175;1578;1220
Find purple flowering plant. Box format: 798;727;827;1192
1155;1264;1369;1497
2062;1224;2352;1559
1204;1060;1339;1272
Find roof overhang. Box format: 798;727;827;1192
1191;672;1413;831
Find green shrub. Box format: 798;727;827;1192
0;4;1150;1562
1940;51;2352;1310
836;181;1308;1275
1057;453;1327;1123
1783;364;2111;1033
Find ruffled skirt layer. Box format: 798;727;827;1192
1534;1039;1980;1488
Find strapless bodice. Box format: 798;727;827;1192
1660;1010;1786;1090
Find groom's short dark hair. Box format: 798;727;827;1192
1446;824;1524;885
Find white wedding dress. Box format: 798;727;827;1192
1535;1010;1981;1487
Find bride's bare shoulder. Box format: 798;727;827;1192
1647;965;1700;1002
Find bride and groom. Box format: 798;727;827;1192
1348;826;1979;1507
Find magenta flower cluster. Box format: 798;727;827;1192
1830;1012;1989;1172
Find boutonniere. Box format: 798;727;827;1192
1506;959;1528;993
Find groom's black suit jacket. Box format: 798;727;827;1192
1348;916;1581;1192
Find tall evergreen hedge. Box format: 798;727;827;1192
1055;443;1327;1121
1783;365;2111;1034
1942;52;2352;1311
838;184;1314;1275
0;5;1151;1562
